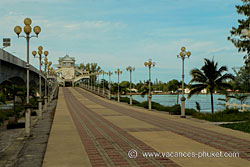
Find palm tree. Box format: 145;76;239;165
18;86;38;109
188;58;234;114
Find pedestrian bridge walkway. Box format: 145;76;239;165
43;87;250;167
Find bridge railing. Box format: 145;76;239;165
225;102;250;112
79;83;110;99
48;82;59;102
0;48;43;76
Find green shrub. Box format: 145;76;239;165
221;108;239;114
0;112;7;125
185;108;197;115
167;104;181;115
0;109;15;125
16;105;24;118
4;110;14;117
192;110;250;122
30;97;38;109
152;102;168;111
134;101;148;108
114;96;141;105
220;121;250;133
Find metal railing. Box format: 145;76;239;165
79;83;110;99
225;102;250;112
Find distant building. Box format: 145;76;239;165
127;88;138;93
153;90;163;93
177;88;190;94
184;88;190;94
55;55;89;86
201;88;207;94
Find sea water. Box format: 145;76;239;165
122;94;250;113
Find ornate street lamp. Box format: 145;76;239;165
91;72;97;91
126;66;135;105
100;70;107;95
94;72;97;92
115;69;122;102
88;76;90;89
48;61;52;102
90;73;93;91
90;74;93;90
14;18;41;136
97;72;101;93
48;66;53;75
107;71;113;99
43;51;49;112
144;59;155;110
177;46;191;118
32;46;48;119
104;72;108;94
92;73;95;91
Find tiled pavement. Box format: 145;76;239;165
43;87;250;167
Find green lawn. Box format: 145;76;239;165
192;109;250;122
220;121;250;133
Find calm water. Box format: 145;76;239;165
122;94;250;113
0;103;13;110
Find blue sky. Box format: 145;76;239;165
0;0;246;83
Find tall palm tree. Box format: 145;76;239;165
188;58;234;114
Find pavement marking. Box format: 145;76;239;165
104;115;157;129
70;88;156;129
75;87;250;161
78;100;95;105
67;87;178;167
85;104;106;109
43;88;92;167
75;87;250;142
91;108;122;116
129;131;250;167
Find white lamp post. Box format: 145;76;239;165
32;46;48;119
107;71;113;99
43;53;49;112
100;71;107;95
97;72;100;93
126;66;135;105
14;18;41;136
177;46;191;118
144;59;155;110
115;69;122;102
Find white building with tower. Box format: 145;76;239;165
55;55;89;86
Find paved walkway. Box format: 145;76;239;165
43;87;250;167
0;98;57;167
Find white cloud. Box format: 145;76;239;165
31;19;126;41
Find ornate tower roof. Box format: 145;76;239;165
59;54;75;62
